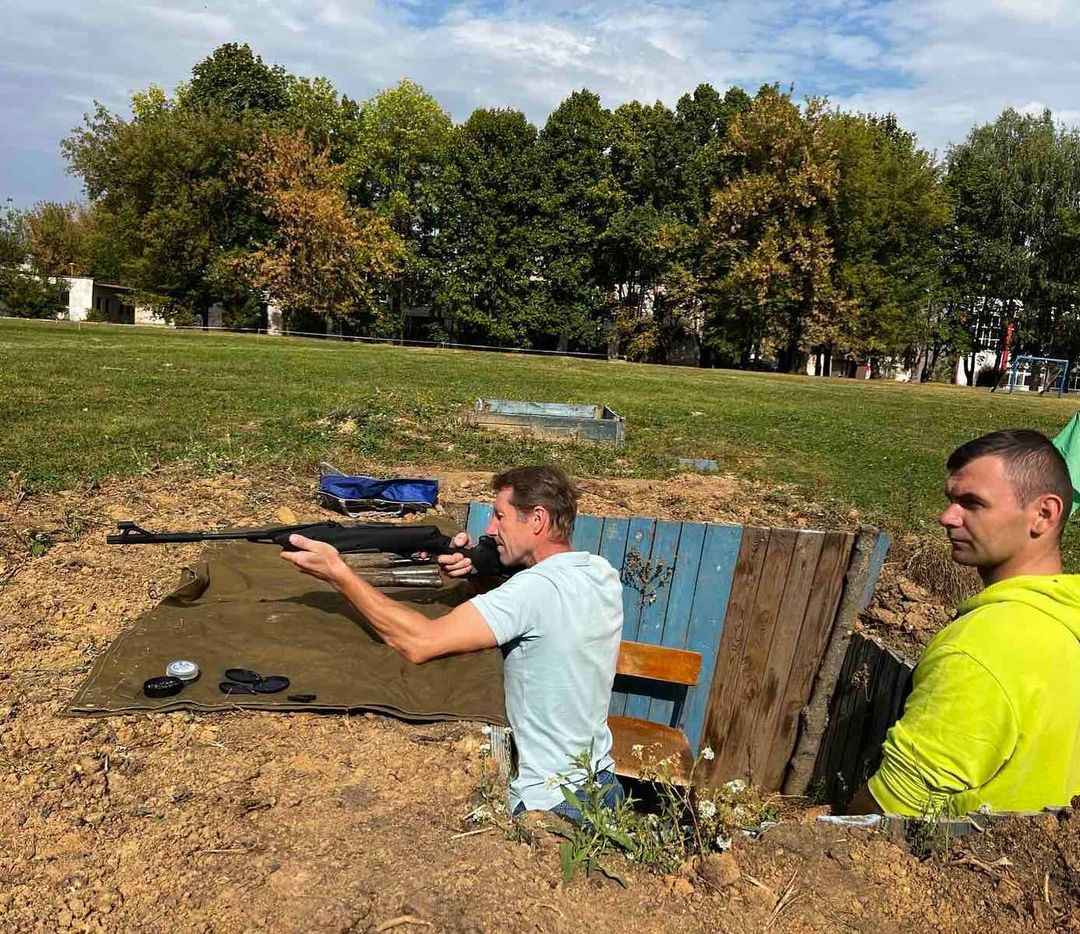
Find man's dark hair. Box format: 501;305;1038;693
491;465;578;544
947;429;1073;534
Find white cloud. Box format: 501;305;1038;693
6;0;1080;204
145;5;236;37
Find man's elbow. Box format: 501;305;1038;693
393;633;438;665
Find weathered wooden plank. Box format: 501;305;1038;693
836;639;891;802
680;525;743;752
863;533;892;608
859;642;907;788
783;529;880;796
481;400;600;418
710;529;799;784
647;522;707;726
748;530;826;787
624;520;681;720
765;530;853;790
571;514;604;555
699;527;770;780
599;517;632;717
818;633;873;803
617;641;701;685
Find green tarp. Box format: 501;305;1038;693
68;542;507;724
1053;413;1080;519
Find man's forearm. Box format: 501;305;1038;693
332;565;439;662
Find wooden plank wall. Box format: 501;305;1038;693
466;503;868;789
811;632;915;809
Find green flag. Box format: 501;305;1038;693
1052;413;1080;518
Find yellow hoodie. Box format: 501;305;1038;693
869;574;1080;817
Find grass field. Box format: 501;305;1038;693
4;317;1078;543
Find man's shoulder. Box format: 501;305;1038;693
926;595;1080;669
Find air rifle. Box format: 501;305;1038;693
106;520;505;577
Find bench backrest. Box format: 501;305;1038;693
617;640;701;686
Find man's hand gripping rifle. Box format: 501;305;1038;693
107;520;504;577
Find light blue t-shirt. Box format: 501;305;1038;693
471;550;624;812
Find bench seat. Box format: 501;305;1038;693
609;714;694;785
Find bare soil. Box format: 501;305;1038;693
2;467;1077;933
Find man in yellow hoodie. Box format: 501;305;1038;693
856;429;1080;817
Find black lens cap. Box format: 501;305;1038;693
287;693;316;703
143;676;184;698
252;675;290;694
219;681;256;695
224;668;262;684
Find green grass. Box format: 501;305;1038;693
3;318;1078;548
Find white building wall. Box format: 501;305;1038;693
65;277;94;321
267;301;284;335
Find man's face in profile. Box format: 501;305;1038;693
939;454;1033;570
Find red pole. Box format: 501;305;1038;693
1000;322;1014;373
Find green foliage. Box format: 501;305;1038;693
182;43;290;115
535;90;619;351
944;108;1080;380
546;748;780;884
47;42;1080;369
347;79;453;336
825;112;952;368
430;108;545;344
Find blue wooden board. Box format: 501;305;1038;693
678;524;744;753
571;514;604;554
623;520;681;720
465;502;493;544
863;533;892;610
597;517;633;716
645;522;706;726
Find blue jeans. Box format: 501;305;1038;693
513;770;625;824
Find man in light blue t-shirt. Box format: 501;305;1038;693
281;465;626;821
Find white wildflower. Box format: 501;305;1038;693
700;746;715;761
715;835;732;851
697;799;717;820
722;779;747;796
631;743;644;757
977;803;993;815
481;724;492;735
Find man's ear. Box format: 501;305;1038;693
531;505;549;536
1031;493;1065;538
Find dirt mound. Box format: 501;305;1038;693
2;467;1069;932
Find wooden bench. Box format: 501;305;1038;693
609;640;702;785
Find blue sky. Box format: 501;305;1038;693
4;0;1079;206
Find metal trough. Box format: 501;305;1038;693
468;399;625;445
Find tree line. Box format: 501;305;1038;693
4;43;1080;376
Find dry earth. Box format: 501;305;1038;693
1;466;1078;932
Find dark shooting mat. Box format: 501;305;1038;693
67;542;507;724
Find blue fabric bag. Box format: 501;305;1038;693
317;464;439;517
